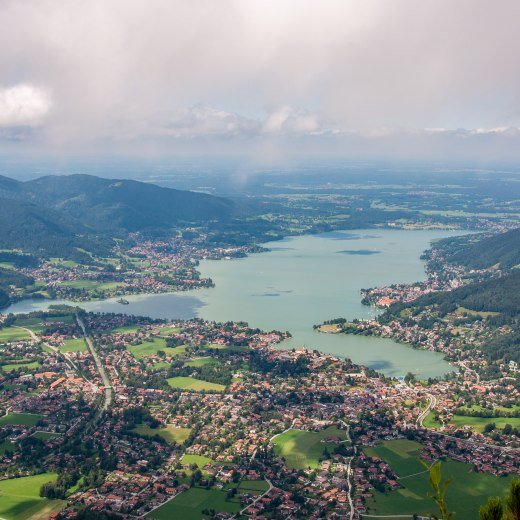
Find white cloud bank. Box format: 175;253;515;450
0;0;519;159
0;84;51;127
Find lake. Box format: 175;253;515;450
5;229;460;378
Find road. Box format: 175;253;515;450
339;420;356;520
236;479;273;517
76;315;113;413
14;325;81;374
416;393;437;427
458;361;480;384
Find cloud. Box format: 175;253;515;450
0;0;519;160
0;84;51;127
162;105;259;138
262;107;326;135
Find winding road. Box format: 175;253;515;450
416;393;437;427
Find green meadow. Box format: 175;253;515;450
449;415;520;433
127;339;186;359
181;454;213;468
0;327;32;344
423;411;520;433
0;412;43;427
60;338;88;352
0;473;64;520
0;441;17;454
272;425;347;470
166;376;226;392
146;486;241;520
184;357;216;367
133;424;191;444
59;279;123;291
363;439;513;520
1;361;40;372
31;431;61;441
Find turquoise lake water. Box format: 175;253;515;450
5;229;461;378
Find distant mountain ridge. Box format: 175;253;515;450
0;173;239;260
0;174;237;233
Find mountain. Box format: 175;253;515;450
17;174;237;233
0;197;112;261
391;269;519;317
0;173;240;259
440;228;520;270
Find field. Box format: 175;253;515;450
59;279;123;291
127;339;186;359
133;424;191;444
31;431;61;441
272;425;347;470
237;480;270;493
181;454;213;468
449;415;520;433
166;376;226;392
60;338;87;352
146;486;241;519
110;324;142;334
203;343;250;353
423;411;520;433
0;327;32;343
0;473;64;520
0;441;16;454
15;315;75;333
1;361;40;372
363;439;513;520
0;412;43;427
184;357;216;367
157;326;182;335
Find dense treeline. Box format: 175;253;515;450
249;350;310;376
0;266;35;308
0;251;38;267
387;270;520;318
436;228;520;269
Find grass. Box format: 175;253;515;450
184;357;216;368
363;439;513;520
166;376;226;392
423;411;520;433
0;412;43;427
110;324;142;334
60;338;88;353
455;306;500;318
0;473;64;520
133;424;191;444
59;279;124;291
449;415;520;433
14;315;76;334
127;339;186;359
0;327;32;344
237;480;270;493
181;454;213;468
146;486;241;520
203;343;250;353
272;425;347;470
423;411;443;429
31;431;61;441
0;441;17;454
1;361;40;372
157;326;182;335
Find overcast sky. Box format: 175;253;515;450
1;0;520;161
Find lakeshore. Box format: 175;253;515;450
4;229;462;378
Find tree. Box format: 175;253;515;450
422;461;453;520
505;479;520;520
484;423;496;433
480;497;504;520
